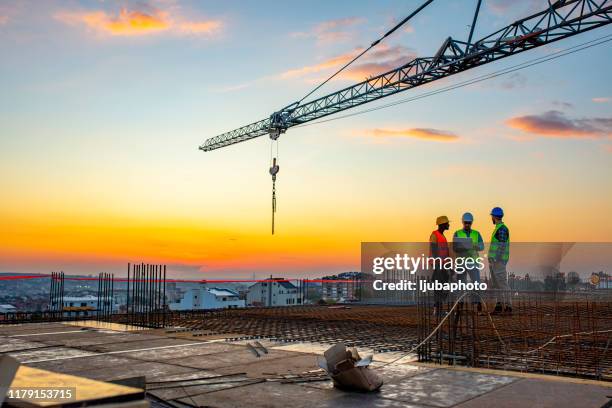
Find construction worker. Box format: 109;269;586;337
430;216;450;314
488;207;511;315
453;212;484;284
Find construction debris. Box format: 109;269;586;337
246;341;268;357
319;343;383;392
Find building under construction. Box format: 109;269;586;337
2;262;612;407
2;0;612;406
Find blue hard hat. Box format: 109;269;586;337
462;212;474;222
490;207;504;218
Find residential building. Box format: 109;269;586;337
322;272;361;302
56;295;116;317
169;286;245;310
246;278;302;307
0;304;17;313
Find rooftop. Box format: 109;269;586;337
207;288;239;297
2;319;610;408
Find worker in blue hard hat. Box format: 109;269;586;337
488;207;511;315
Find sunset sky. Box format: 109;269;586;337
1;0;611;279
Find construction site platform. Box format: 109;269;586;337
2;321;610;408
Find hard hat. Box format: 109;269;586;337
436;215;449;225
462;212;474;222
490;207;504;218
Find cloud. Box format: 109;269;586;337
487;0;542;16
367;128;460;142
499;72;527;90
56;8;170;36
280;44;416;82
56;7;221;37
280;50;358;79
592;97;610;103
552;100;574;109
0;15;7;25
178;20;222;35
292;17;365;45
505;110;612;138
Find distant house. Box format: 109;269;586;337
246;279;302;307
169;286;245;310
0;304;17;313
56;295;115;317
322;272;361;302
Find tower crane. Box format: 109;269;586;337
199;0;612;233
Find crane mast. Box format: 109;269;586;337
200;0;611;152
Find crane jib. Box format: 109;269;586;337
199;0;612;152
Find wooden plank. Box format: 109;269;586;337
7;366;144;407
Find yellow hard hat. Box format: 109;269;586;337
436;215;449;225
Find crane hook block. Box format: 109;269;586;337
269;158;280;181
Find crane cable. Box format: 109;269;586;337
295;33;612;129
296;0;435;105
270;0;435;234
269;139;280;234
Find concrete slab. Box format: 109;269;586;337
214;354;320;378
68;360;199;382
147;372;254;401
27;354;137;373
0;324;44;334
165;347;299;370
319;391;431;408
0;337;47;353
270;342;418;364
122;341;243;361
179;381;336;408
49;332;165;348
10;330;118;346
5;321;608;408
77;337;201;353
376;368;517;407
147;369;220;382
0;324;76;336
305;363;437;390
8;346;95;363
456;377;611;408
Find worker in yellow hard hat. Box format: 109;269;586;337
430;216;450;315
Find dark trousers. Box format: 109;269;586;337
432;268;450;309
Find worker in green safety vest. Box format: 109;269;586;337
452;212;484;284
488;207;511;315
452;212;485;311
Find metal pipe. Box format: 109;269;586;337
127;263;130;319
466;0;482;53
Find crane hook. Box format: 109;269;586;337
270;157;279;234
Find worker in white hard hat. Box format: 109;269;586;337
452;212;484;284
452;212;485;311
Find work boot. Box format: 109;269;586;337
491;302;503;315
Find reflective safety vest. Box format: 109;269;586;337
455;229;480;259
489;222;510;262
431;230;449;258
